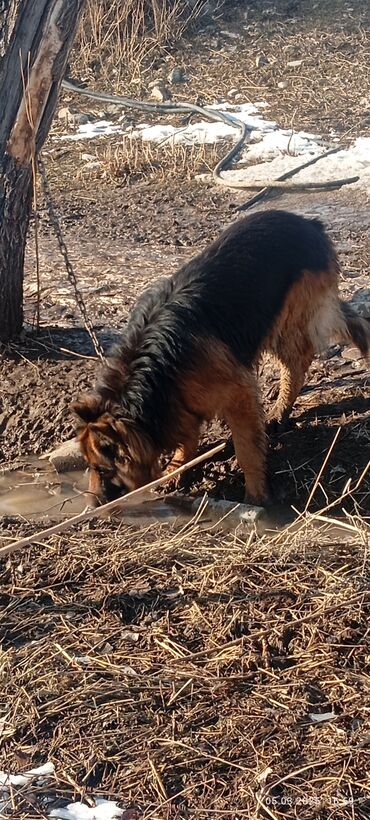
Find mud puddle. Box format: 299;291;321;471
0;458;271;531
0;460;87;519
0;460;202;527
0;458;364;543
0;460;181;526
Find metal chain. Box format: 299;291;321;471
37;156;106;363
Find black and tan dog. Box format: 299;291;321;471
72;210;370;507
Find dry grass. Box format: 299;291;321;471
74;0;211;89
57;0;370;198
75;136;231;184
68;0;370;142
1;511;370;818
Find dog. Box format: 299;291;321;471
72;209;370;507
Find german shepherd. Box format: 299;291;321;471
72;210;370;507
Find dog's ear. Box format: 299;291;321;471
70;393;106;425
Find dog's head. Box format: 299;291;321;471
71;393;161;503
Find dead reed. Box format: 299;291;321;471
74;0;208;88
79;137;231;185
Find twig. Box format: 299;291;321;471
0;442;226;558
309;513;368;533
273;456;370;545
228;175;358;190
287;107;297;156
305;458;370;522
305;427;341;511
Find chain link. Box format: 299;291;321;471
37;156;106;363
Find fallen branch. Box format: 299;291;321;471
0;441;226;558
225;175;358;190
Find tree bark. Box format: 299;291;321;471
0;0;85;342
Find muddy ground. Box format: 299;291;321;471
0;0;370;517
1;180;369;514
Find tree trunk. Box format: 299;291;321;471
0;0;85;342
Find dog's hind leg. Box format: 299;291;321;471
223;372;268;504
266;339;315;433
262;267;338;434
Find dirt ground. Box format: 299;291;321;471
0;1;370;817
1;183;369;513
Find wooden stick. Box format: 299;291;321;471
304;427;341;511
228;175;358;191
0;442;226;558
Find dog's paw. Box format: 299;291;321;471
266;416;295;439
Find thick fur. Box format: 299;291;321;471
72;209;370;507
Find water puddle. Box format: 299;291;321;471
0;457;268;531
0;460;182;525
0;458;364;540
0;460;87;519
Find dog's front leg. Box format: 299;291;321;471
84;467;103;510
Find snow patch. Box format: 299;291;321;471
54;99;370;191
49;797;124;819
0;762;55;788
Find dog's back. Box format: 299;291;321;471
109;210;335;378
168;209;336;366
98;210;340;445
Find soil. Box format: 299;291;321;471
1;179;369;514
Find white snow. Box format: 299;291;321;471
222;135;370;187
0;762;55;817
0;761;55;787
64;120;128;139
57;101;276;144
55;98;370;192
309;711;336;723
133;101;277;145
49;797;124;819
0;762;126;820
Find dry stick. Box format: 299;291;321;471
307;458;370;521
230;175;358;190
273;457;370;545
304;426;341;511
287;106;297;157
264;758;341;800
309;513;367;533
0;442;226;558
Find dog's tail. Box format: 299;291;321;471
338;302;370;359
